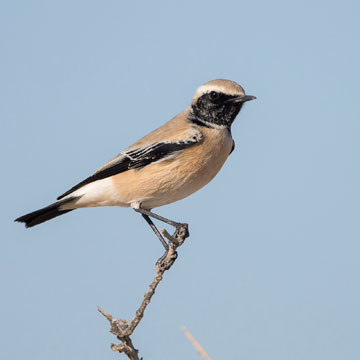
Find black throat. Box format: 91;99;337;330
188;93;243;130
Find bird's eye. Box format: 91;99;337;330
209;91;219;100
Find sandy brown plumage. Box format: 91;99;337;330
15;79;255;227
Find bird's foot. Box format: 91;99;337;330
155;223;189;270
161;222;189;246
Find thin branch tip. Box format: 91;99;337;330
182;326;211;360
98;306;113;321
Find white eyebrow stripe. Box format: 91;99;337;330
195;84;244;97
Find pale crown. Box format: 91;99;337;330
192;79;245;102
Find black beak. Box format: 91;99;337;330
231;95;256;103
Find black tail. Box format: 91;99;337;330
15;197;77;228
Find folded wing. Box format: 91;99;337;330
57;129;203;200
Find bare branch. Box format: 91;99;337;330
182;326;211;360
99;223;189;359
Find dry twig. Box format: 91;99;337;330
182;326;211;360
99;222;189;359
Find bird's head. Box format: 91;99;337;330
189;79;256;129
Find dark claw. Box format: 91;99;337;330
156;253;167;266
174;223;189;242
156;251;178;270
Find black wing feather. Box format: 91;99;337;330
57;137;200;200
57;157;131;200
127;142;196;169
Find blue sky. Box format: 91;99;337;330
1;1;359;359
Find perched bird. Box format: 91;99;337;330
15;79;255;245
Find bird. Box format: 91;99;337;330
15;79;255;246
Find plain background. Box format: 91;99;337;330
2;1;359;359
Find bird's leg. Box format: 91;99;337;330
141;214;168;250
132;205;189;249
134;207;182;228
140;213;176;266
